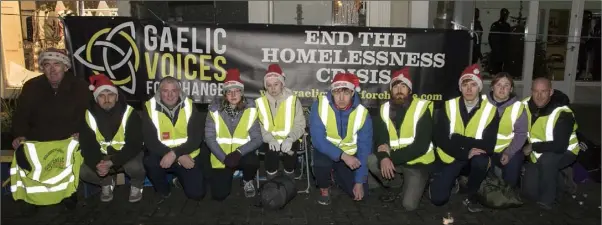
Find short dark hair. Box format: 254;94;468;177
491;72;514;88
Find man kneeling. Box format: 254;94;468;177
79;74;145;203
368;68;434;211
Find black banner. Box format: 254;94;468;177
63;16;471;108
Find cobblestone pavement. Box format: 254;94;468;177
2;178;600;225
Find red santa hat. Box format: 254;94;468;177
390;67;412;90
331;72;361;92
88;73;118;100
223;68;244;92
38;48;71;69
264;64;286;87
458;64;483;91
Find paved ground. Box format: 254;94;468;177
2;176;600;225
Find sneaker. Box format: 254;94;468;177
100;180;115;202
155;192;171;205
452;179;460;194
463;197;483;213
129;186;143;203
243;180;256;198
379;188;401;203
537;201;553;210
317;188;331;205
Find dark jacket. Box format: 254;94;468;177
309;91;373;184
527;90;575;154
79;94;143;169
141;93;204;158
12;74;91;141
434;95;500;161
204;97;263;161
372;98;433;167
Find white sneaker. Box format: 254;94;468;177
100;180;115;202
243;180;256;198
129;186;143;203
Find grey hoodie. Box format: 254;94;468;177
487;92;529;157
258;88;306;143
204;97;263;162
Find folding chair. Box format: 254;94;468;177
256;133;312;194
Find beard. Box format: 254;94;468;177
391;92;407;105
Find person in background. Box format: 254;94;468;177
142;77;205;203
368;68;435;211
430;64;500;213
10;48;91;213
488;73;528;188
309;73;373;205
205;68;262;200
522;77;580;210
256;64;306;180
79;73;145;203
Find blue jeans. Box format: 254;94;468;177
492;150;525;187
430;154;490;206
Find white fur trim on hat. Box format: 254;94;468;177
264;73;285;87
391;76;412;90
38;51;71;69
331;80;360;92
223;80;244;92
459;74;483;91
93;85;118;100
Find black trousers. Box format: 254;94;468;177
144;152;205;200
208;151;259;201
263;142;299;173
523;152;576;205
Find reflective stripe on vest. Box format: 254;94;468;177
85;105;134;154
10;138;82;205
210;108;257;168
146;98;199;158
380;99;436;165
494;101;524;153
255;95;296;144
527;105;580;163
317;95;368;156
437;95;496;164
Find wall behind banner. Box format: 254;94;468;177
63;16;471;109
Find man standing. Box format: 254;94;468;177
79;74;145;203
256;64;306;180
368;68;435;211
430;64;500;213
10;48;91;211
205;68;262;200
310;73;373;205
522;77;580;210
142;77;205;202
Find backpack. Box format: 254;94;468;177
477;172;523;209
255;175;297;210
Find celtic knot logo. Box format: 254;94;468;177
74;22;139;94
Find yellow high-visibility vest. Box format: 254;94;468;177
10;138;82;206
85;105;134;154
317;95;368;156
380;98;436;165
255;95;296;143
210;108;257;168
145;98;199;158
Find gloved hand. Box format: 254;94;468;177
280;139;294;156
268;140;281;152
224;150;242;168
